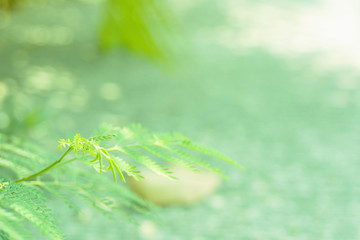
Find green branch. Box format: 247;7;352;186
15;147;73;183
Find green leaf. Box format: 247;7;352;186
0;181;65;239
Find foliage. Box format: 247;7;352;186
0;124;242;239
0;0;182;65
98;0;182;64
0;0;19;11
0;181;64;239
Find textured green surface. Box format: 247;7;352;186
0;0;359;239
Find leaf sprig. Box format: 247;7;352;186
56;133;125;183
14;124;243;184
0;124;243;240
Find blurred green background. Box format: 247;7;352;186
0;0;359;239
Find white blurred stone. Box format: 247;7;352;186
129;165;221;206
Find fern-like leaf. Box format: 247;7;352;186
0;123;242;240
181;140;245;169
112;156;144;181
0;181;64;239
0;207;31;240
140;144;199;172
119;146;175;179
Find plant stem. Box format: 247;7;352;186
15;147;73;183
52;157;78;169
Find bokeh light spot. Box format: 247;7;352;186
0;112;10;129
138;220;158;239
100;82;122;101
69;88;89;112
26;66;55;91
209;195;226;209
0;82;8;102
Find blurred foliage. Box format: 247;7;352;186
0;0;183;135
99;0;182;64
0;0;18;10
0;0;183;64
0;78;51;137
0;124;240;239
